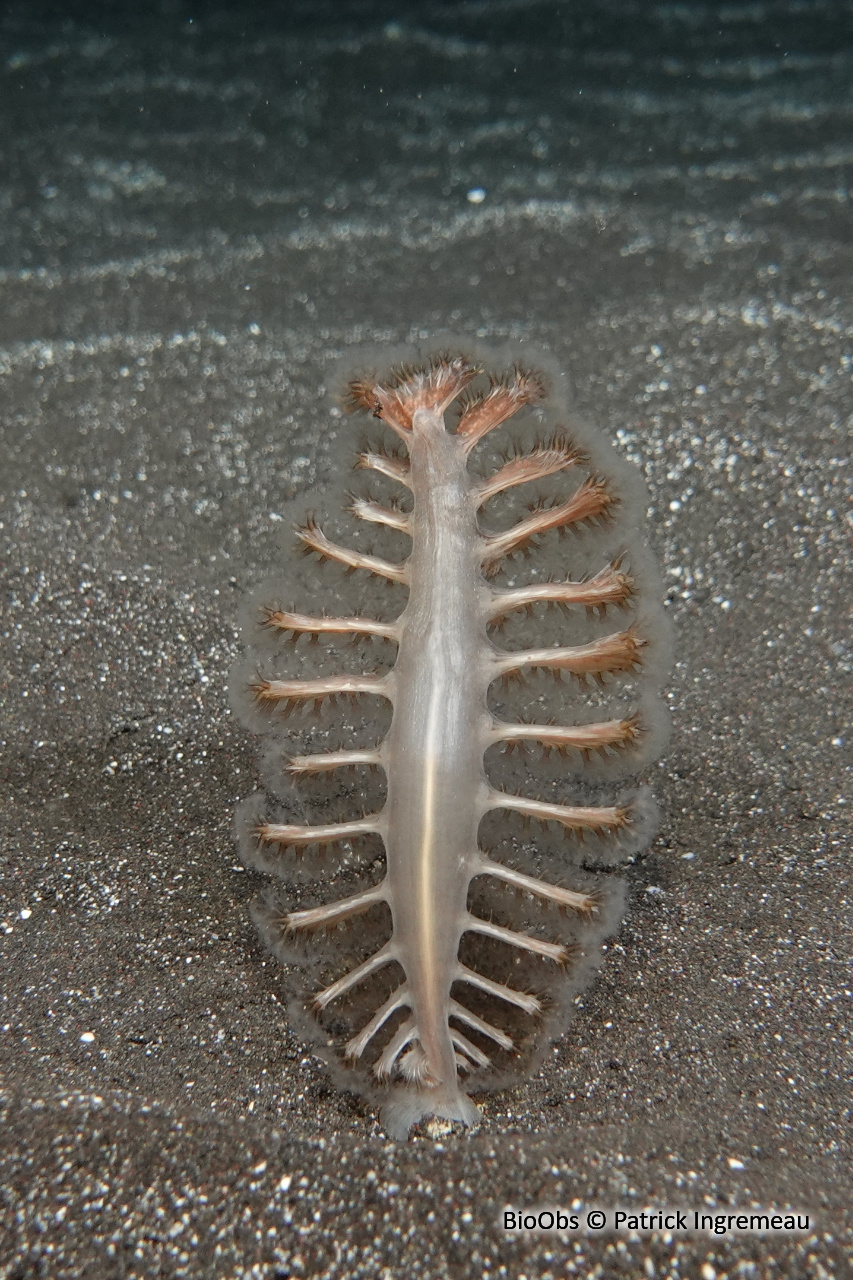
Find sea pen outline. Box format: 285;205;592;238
231;341;671;1138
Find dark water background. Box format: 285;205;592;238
1;2;851;1276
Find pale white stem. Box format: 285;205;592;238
287;748;383;776
345;987;410;1060
258;816;380;847
465;915;568;963
312;943;397;1011
373;1018;417;1079
449;998;514;1050
455;963;541;1016
449;1029;491;1068
286;883;386;931
476;856;597;913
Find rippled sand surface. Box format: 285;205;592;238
1;2;851;1276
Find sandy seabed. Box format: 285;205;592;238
1;2;850;1276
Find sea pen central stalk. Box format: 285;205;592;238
382;405;491;1107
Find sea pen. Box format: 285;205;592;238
231;344;670;1138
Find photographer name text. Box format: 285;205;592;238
503;1208;811;1237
